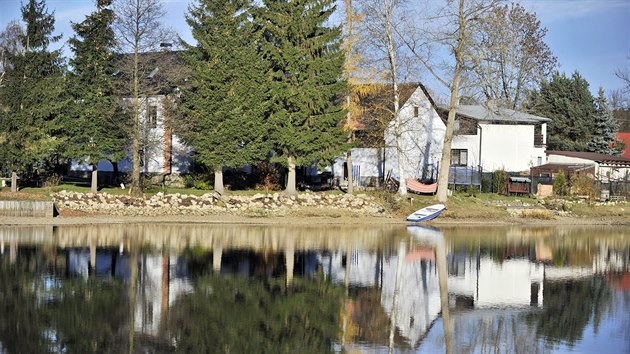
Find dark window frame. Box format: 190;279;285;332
451;149;468;166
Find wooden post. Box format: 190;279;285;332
11;172;17;192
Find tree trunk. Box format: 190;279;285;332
131;35;141;197
91;164;98;194
11;171;17;192
286;155;297;195
435;0;466;203
214;167;224;195
346;150;354;194
384;2;406;196
344;0;354;194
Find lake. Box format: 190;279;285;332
0;224;628;353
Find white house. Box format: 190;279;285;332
441;104;550;173
70;95;192;178
334;84;552;187
70;51;193;184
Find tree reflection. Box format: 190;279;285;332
0;252;49;353
167;275;344;353
526;277;612;346
0;250;128;353
44;278;128;353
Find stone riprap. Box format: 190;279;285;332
52;191;387;217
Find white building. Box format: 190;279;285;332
334;84;551;187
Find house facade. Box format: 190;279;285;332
333;84;551;187
440;104;550;173
71;95;192;181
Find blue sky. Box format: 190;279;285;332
0;0;628;96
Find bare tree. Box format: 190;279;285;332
356;0;422;197
0;21;24;87
465;2;557;109
343;0;355;194
112;0;174;195
396;0;500;202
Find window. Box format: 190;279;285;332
413;106;419;117
147;105;158;128
451;149;467;166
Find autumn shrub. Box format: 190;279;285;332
570;174;597;199
493;169;508;194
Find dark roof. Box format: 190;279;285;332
436;104;551;125
546;150;630;166
531;163;595;174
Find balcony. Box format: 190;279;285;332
534;134;545;147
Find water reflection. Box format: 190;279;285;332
0;224;628;353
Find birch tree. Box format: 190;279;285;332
355;0;420;196
398;0;500;202
112;0;173;196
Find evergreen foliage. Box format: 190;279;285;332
587;88;622;155
0;0;67;177
66;0;127;169
179;0;270;183
527;71;596;151
257;0;348;193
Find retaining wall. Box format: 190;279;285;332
0;200;54;217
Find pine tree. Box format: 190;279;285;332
587;88;622;155
178;0;270;194
527;71;596;151
0;0;66;190
67;0;127;193
258;0;348;195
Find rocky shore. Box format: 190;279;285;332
52;190;387;217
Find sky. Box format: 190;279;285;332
0;0;628;97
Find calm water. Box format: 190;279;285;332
0;224;628;354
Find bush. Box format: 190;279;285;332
254;162;282;191
493;169;508;194
43;174;62;188
553;170;568;196
570;174;596;199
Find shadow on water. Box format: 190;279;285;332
0;224;628;353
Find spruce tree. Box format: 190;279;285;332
258;0;348;195
67;0;127;193
179;0;270;194
0;0;66;190
587;88;622;155
527;71;596;151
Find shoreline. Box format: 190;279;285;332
2;213;628;227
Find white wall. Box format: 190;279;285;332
383;88;446;180
70;95;192;174
453;124;546;172
332;148;383;183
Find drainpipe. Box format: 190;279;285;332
477;124;483;188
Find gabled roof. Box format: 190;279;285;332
546;150;630;166
436;104;551;125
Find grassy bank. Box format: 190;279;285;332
1;184;628;222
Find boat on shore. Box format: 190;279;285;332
406;204;446;222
